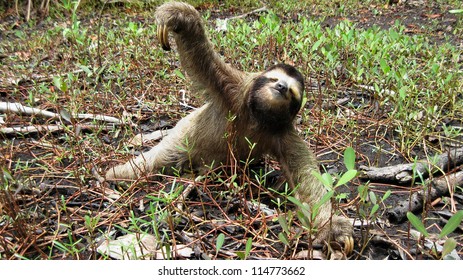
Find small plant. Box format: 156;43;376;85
407;210;463;259
277;147;358;249
236;237;253;260
215;233;225;258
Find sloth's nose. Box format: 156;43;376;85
275;81;288;94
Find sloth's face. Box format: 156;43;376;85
261;68;303;107
249;64;305;132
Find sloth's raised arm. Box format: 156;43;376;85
155;2;245;108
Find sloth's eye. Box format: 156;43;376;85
269;78;278;83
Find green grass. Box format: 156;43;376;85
1;0;462;260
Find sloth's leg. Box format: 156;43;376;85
278;132;354;254
105;138;184;180
105;107;205;180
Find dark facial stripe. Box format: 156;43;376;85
266;64;304;90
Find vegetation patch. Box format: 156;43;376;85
1;0;462;259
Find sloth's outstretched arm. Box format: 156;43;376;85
279;131;354;253
155;2;245;110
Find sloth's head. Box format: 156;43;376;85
248;64;305;132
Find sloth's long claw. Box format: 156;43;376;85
344;236;354;255
157;24;171;51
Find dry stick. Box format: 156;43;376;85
227;6;267;20
1;124;115;135
0;102;58;119
360;147;463;184
387;170;463;223
0;101;124;124
26;0;32;21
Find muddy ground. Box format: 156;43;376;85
0;1;462;260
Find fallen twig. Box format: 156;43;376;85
1;124;115;135
360;147;463;184
0;101;124;124
215;7;268;31
0;102;58;119
227;6;267;20
387;170;463;223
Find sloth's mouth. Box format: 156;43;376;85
271;87;289;99
272;80;289;98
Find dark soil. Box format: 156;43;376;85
0;1;462;260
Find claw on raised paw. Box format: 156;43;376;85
157;24;170;51
343;236;354;255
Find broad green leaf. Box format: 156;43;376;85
438;210;463;238
343;147;356;170
369;191;377;205
441;238;457;259
53;76;67;92
245;237;253;259
311;170;333;189
335;169;358;187
174;69;185;80
78;64;93;77
380;58;390;74
278;215;289;235
216;233;225;253
278;232;290;246
59;108;73;124
312;190;334;220
381;190;392;202
288;196;305;209
235;252;245;260
296;209;311;229
406;212;429;237
370;204;379;217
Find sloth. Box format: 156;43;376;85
106;1;353;254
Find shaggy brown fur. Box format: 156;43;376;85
106;1;353;254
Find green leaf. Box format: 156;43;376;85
406;212;429;237
278;232;290;246
369;191;377;205
380;58;390;74
312;190;334;220
244;237;253;259
438;210;463;238
287;196;305;209
449;9;463;14
343;147;356;170
59;108;73;124
77;64;93;77
296;209;311;229
216;233;225;253
53;76;67;92
278;215;289;235
311;38;323;52
335;169;358;187
441;238;457;259
235;252;245;260
311;170;333;189
174;69;185;80
370;204;379;217
381;190;392;202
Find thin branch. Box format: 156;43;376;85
0;124;115;135
0;101;124;124
387;170;463;223
360;147;463;184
